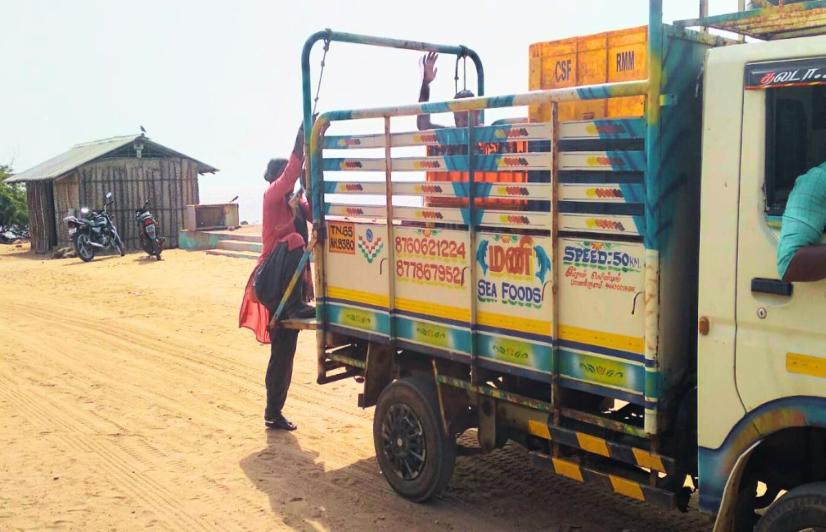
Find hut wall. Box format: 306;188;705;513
60;157;199;250
26;181;57;254
53;173;81;249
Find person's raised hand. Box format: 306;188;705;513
421;51;438;85
293;121;305;159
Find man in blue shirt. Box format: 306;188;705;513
777;162;826;282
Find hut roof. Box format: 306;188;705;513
6;135;218;183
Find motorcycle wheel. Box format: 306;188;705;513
73;233;95;262
154;239;163;260
113;232;124;256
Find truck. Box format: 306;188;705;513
287;2;826;530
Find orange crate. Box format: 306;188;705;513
529;26;648;122
606;26;647;118
539;38;578;122
575;32;608;120
528;45;544;122
425;142;528;210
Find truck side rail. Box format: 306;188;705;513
308;79;659;436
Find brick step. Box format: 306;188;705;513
204;231;262;243
205;249;259;260
216;239;262;253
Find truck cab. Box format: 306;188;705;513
699;31;826;530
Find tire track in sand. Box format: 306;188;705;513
0;373;217;531
2;298;399;524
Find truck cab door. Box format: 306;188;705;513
735;58;826;413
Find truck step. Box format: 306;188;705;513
316;366;362;385
328;352;366;369
279;318;318;330
530;451;678;509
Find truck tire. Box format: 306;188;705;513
373;376;456;502
756;482;826;532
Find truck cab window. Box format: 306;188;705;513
765;85;826;215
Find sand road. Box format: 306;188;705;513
0;245;712;531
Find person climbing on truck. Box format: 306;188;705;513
415;51;530;211
239;121;316;431
777;161;826;282
416;51;480;131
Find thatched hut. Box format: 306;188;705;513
7;134;217;253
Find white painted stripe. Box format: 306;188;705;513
325;205;387;218
326;152;553;172
560;183;627;203
326;204;550;228
325;182;386;194
326;182;553;200
324;123;554;150
558;120;644;140
393;206;466;224
479;210;552;228
558;213;641;236
558;151;639;172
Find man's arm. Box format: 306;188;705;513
417;51;445;131
783;245;826;282
777;165;826;282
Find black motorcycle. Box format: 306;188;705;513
63;192;125;262
135;199;163;260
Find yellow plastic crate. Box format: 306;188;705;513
528;43;546;122
606;26;647;118
540;38;578;122
575;32;608;120
528;26;648;123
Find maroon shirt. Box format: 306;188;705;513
261;152;310;255
239;152;311;343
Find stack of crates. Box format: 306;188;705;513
529;26;647;122
425;141;529;209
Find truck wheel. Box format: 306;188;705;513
373;376;455;502
756;482;826;532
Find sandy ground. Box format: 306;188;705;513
0;243;713;531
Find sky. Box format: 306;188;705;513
1;0;741;222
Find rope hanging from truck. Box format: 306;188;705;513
454;47;468;95
312;29;332;116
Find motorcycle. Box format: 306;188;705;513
135;199;163;260
63;192;125;262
